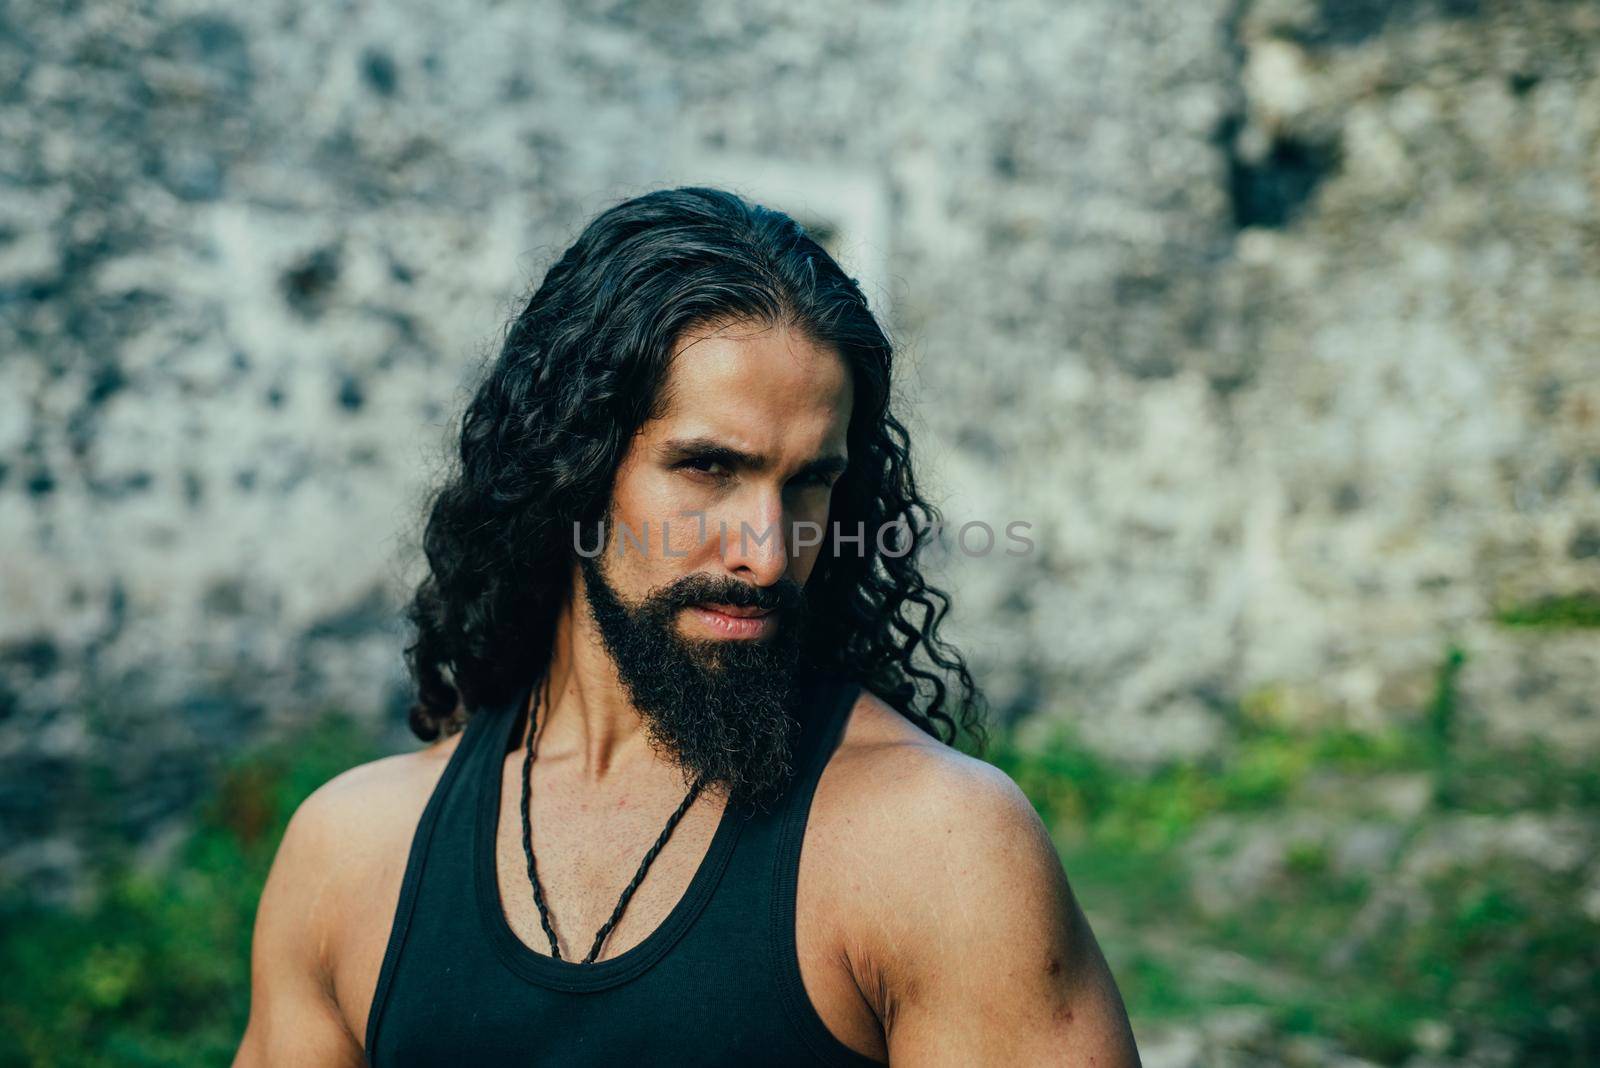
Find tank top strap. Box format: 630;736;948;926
780;669;862;816
765;670;879;1067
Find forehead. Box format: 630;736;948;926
648;318;852;444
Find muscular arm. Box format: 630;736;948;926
865;758;1141;1065
234;785;368;1068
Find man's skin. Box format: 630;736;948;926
235;318;1141;1066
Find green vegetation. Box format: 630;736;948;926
1494;591;1600;629
0;715;383;1068
3;650;1597;1065
989;653;1600;1065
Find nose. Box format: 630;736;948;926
717;490;789;586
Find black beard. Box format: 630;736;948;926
577;549;812;810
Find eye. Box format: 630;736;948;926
676;457;729;478
795;470;836;488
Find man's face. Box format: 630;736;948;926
576;317;853;806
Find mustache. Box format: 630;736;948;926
646;573;805;615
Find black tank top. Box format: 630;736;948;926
364;669;887;1067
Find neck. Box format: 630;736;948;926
537;593;663;786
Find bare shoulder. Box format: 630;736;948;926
285;727;465;864
257;727;465;957
819;686;1040;851
809;683;1057;969
278;724;466;947
244;725;467;1054
811;687;1140;1064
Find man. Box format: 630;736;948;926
236;187;1140;1065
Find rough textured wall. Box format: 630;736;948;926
1;0;1596;894
970;0;1600;765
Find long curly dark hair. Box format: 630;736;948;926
403;186;986;752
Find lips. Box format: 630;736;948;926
686;603;779;639
697;602;774;618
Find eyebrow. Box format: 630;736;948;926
657;436;850;481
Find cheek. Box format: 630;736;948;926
661;511;717;561
784;492;836;571
611;473;722;564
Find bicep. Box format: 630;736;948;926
234;801;367;1068
878;771;1140;1066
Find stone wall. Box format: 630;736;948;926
2;0;1595;894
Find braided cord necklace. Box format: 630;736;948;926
518;672;708;964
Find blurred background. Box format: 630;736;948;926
2;0;1597;1064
